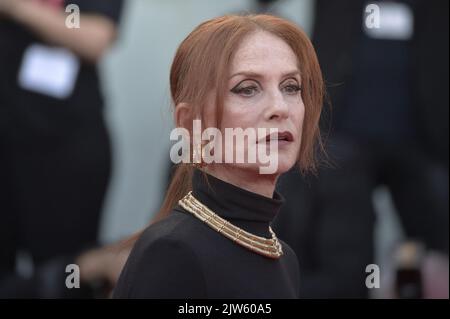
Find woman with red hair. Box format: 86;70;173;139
113;14;324;299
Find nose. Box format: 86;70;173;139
264;90;289;121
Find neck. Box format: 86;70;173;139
204;165;279;198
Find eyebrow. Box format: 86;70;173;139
229;70;301;80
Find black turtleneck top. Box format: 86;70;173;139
113;170;300;299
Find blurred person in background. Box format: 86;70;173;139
0;0;123;298
274;0;449;298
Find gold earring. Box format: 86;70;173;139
192;144;206;168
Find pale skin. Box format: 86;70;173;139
176;31;305;198
0;0;117;63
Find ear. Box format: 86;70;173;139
174;102;191;129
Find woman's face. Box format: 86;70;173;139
216;31;305;176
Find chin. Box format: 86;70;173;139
226;153;297;176
249;158;296;176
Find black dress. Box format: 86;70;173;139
113;169;300;299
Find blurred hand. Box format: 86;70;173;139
0;0;23;17
77;245;130;291
0;0;117;63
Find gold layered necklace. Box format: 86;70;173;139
178;191;283;259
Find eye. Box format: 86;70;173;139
230;81;260;97
283;85;301;94
281;78;301;95
235;86;258;97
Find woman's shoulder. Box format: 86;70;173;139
279;239;297;258
279;239;299;267
136;206;207;248
278;239;300;295
113;208;208;298
126;206;207;264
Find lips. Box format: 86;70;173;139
257;131;294;144
266;131;294;142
